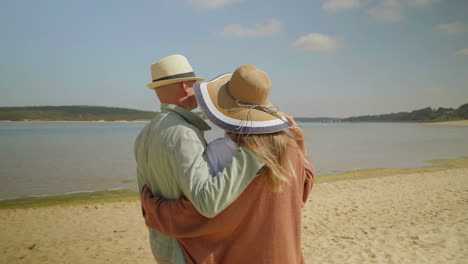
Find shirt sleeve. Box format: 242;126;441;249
169;127;264;218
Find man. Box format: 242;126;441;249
134;55;264;264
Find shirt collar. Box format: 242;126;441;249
161;103;211;132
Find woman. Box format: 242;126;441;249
141;65;314;264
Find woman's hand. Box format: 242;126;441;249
140;184;153;217
284;115;306;154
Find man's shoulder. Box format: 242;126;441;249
146;112;203;144
158;112;200;133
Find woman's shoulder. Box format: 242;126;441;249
207;135;238;152
206;135;240;175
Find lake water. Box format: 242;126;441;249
1;121;467;200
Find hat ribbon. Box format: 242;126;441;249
152;72;196;83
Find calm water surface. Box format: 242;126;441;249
1;122;467;200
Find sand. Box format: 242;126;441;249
1;168;467;264
425;120;468;126
303;168;468;264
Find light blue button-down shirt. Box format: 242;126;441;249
134;103;264;264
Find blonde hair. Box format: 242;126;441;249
229;131;297;192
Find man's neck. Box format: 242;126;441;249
175;100;192;111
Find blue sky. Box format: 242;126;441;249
1;0;467;117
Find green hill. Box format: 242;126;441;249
295;117;340;122
342;103;468;122
0;106;157;121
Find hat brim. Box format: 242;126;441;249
147;77;205;90
194;73;291;134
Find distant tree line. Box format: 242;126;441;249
1;103;467;122
342;103;468;122
0;106;157;121
294;117;340;122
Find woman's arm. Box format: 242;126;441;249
284;115;314;206
141;184;216;238
302;156;314;207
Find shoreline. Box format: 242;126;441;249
0;189;139;210
423;120;468;126
1;157;467;210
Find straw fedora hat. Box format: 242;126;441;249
147;54;204;90
194;65;291;134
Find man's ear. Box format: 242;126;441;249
181;81;189;96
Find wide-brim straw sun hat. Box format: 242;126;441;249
194;65;291;134
147;54;204;90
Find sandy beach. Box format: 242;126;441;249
1;168;467;264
